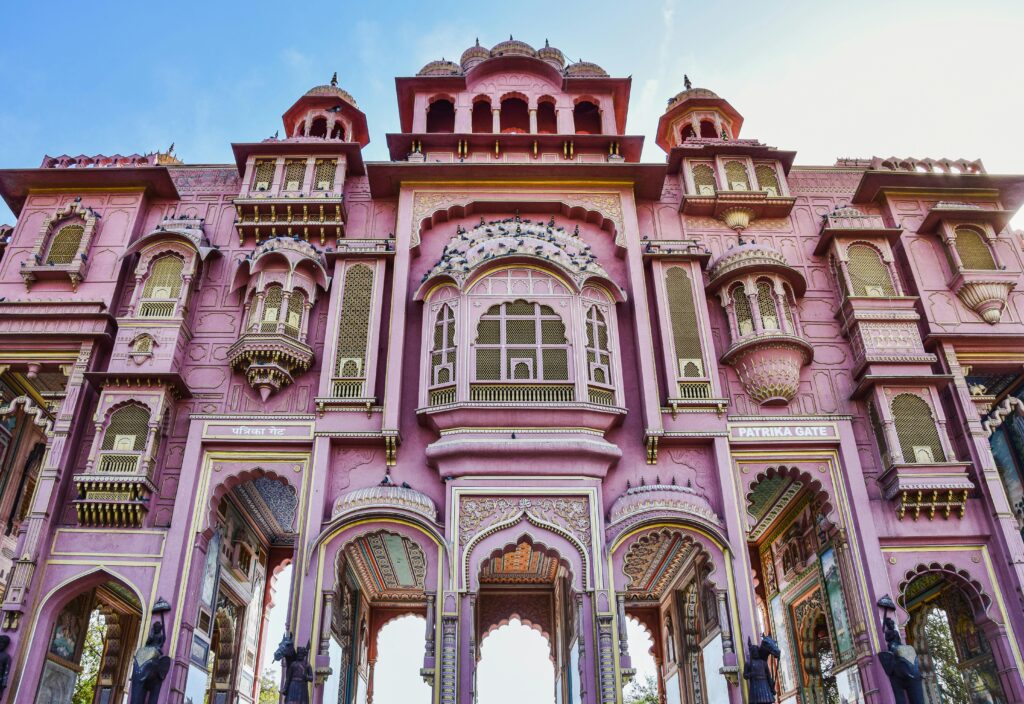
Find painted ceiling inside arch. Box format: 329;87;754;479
746;473;804;541
480;540;559;585
622;530;699;601
231;477;297;546
344;531;427;601
422;214;609;289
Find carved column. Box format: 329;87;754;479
597;611;617;704
424;591;436;657
616;595;630;659
715;591;733;657
491;108;500;133
439;614;458;704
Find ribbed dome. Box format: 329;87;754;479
417;59;462;77
564;60;608;77
607;484;721;529
537;39;566;68
490;36;537;57
331;484;438;522
666;86;720;111
460;39;490;70
304;73;359;108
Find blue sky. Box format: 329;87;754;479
1;0;1022;227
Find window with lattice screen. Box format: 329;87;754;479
780;284;796;332
724;161;750;191
754;164;781;196
284;289;306;338
336;265;373;377
102;404;151;452
314;159;336;190
431;304;457;386
283;160;306;190
474;301;570;381
691;163;717;195
891;393;946;464
666;267;704;377
953;226;996;270
731;285;754;336
45;224;85;265
260;285;283;333
585;306;612;386
756;280;780;331
846;244;895;296
867;400;890;466
252;160;276;190
132;336;153;354
142;255;184;300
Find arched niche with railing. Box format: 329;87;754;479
21;200;101;290
228;237;330;400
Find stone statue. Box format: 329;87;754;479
744;634;781;704
129;621;172;704
878;616;926;704
0;635;10;701
283;644;314;704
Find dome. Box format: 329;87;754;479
460;39;490;70
304;73;359;109
666;86;719;111
331;484;438;523
417;59;462;77
537;39;566;68
707;240;806;295
490;36;537;57
607;483;722;531
564;60;608;78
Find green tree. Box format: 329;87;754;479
924;608;969;704
624;674;659;704
258;668;280;704
72;609;107;704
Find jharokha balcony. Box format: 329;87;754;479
707;241;812;405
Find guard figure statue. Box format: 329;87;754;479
744;634;781;704
129;621;172;704
276;632;315;704
878;616;926;704
0;635;11;701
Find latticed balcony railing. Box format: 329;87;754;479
97;452;142;474
137;300;176;318
468;383;575;403
331;377;366;399
587;386;616;406
676;380;713;399
429;385;457;406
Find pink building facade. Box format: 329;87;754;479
0;36;1022;704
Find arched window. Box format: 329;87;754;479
756;280;780;330
573;100;601;134
284;289;306;339
731;284;754;336
755;164;781;196
309;117;328;139
430;304;457;386
846;244;896;297
426;98;455;133
138;255;184;318
681;124;697;141
330;121;345;140
953;226;996;270
699;120;718;138
537;99;557;134
45;223;85;264
691;163;717;195
724;161;750;191
500;97;529;133
666;267;704;377
585;306;612;385
474;301;569;382
891;393;946;464
472;99;492;133
260;285;283;333
336;265;374;379
102;404;151;453
283;160;306;191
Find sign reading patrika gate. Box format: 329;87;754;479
730;423;838;441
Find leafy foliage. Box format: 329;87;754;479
924;608;970;704
72;609;106;704
624;674;659;704
258;668;280;704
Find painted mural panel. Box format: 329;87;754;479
820;547;853;660
770;595;796;694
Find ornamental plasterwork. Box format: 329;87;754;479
457;495;591;549
344;530;427;601
622;529;699;600
411;191;626;247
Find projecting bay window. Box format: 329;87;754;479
683;158;789;198
831;242;901;300
331;263;376;399
93;403;153;476
243;284;309;341
428;303;458;406
136;254;185;319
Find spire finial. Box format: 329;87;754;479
475;37;480;46
545;38;550;47
684;74;692;90
330;72;338;87
509;34;513;40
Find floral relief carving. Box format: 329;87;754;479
458;495;592;548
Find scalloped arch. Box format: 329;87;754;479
898;562;992;615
